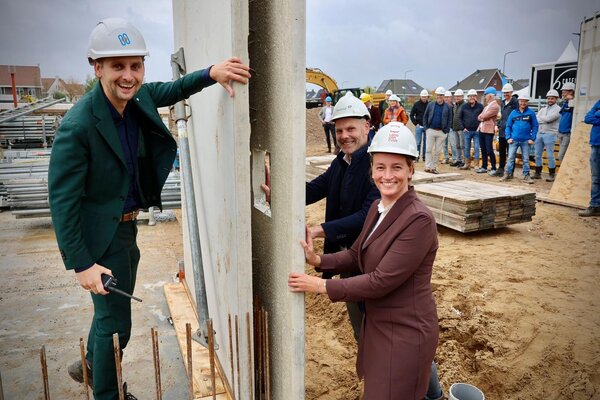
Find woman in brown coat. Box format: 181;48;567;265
289;121;439;399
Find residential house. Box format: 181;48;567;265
0;65;43;103
377;79;425;105
449;68;503;100
42;77;85;102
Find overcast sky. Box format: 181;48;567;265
1;0;597;90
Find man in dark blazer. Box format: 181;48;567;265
48;17;250;399
306;93;380;341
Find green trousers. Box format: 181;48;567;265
86;221;140;400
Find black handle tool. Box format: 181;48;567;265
101;274;143;302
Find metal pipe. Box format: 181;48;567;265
10;69;17;108
40;345;50;400
113;334;124;400
79;338;90;400
171;47;212;347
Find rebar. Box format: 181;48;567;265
79;338;90;400
40;345;50;400
264;311;270;400
151;327;162;400
207;319;216;400
185;323;193;399
235;315;241;399
228;314;235;400
113;334;124;400
246;312;253;400
0;369;4;400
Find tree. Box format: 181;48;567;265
363;86;376;94
63;77;85;102
53;92;67;100
84;75;98;94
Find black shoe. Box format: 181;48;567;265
579;207;600;217
68;359;93;387
123;382;138;400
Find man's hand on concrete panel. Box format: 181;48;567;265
209;57;252;97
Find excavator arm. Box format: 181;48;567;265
306;68;339;93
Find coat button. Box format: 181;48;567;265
119;196;125;201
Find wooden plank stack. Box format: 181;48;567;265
414;180;536;232
513;142;562;173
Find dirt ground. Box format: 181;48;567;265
304;108;600;399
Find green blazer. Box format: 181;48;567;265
49;69;214;269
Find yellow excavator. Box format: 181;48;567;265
306;68;386;108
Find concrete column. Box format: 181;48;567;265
248;0;306;398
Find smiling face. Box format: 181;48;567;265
94;56;145;113
334;117;369;156
519;99;529;111
371;152;413;204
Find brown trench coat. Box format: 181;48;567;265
320;188;439;399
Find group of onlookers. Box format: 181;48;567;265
317;81;600;214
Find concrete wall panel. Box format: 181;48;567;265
172;1;254;398
173;0;306;398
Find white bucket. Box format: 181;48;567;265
449;383;485;400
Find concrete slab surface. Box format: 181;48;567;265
0;211;189;399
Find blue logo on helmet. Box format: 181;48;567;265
118;33;131;46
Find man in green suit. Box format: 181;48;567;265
48;17;250;399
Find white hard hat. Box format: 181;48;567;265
331;92;370;121
562;82;575;91
389;94;400;102
385;89;393;95
420;89;429;97
546;89;559;98
518;94;530;102
501;83;514;93
87;17;149;65
368;122;418;158
467;89;477;96
444;91;452;97
454;89;464;96
434;86;446;95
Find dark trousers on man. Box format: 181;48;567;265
323;122;337;152
498;136;508;169
479;133;496;170
87;221;140;399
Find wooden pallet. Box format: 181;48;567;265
414;180;536;232
164;282;230;399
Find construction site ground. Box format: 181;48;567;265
0;109;599;399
